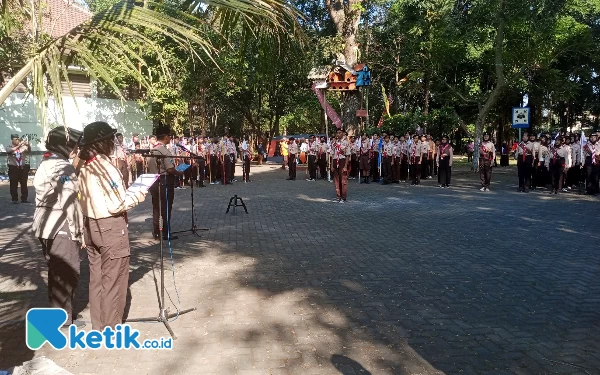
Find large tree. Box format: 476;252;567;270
325;0;363;134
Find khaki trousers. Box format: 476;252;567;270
85;215;130;331
332;158;348;200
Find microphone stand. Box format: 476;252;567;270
171;147;209;237
125;153;204;338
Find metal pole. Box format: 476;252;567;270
322;89;331;182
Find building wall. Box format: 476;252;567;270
0;93;152;170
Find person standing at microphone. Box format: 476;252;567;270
146;124;185;240
78;121;147;330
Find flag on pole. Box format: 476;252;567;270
377;116;384;128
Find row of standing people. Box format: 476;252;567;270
515;132;600;195
114;134;255;187
282;132;455;188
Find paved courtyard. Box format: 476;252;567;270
0;161;599;375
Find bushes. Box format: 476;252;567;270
369;107;461;139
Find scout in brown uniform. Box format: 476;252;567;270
427;135;435;179
287;137;298;180
318;136;328;179
331;128;351;202
410;135;422;185
516;132;534;192
6;133;32;203
147;125;185;240
381;134;393;184
349;135;359;179
399;135;409;182
549;137;571;194
359;133;371;184
437;135;453;188
113;133;130;189
370;133;381;182
479;133;496;191
78;121;147;330
433;138;440;177
531;134;541;189
419;135;430;181
307;135;319;181
239;137;252;182
583;133;600;195
208;138;221;184
392;136;401;183
537;136;551;187
33;127;86;328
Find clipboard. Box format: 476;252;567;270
126;174;159;195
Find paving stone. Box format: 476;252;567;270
0;163;599;374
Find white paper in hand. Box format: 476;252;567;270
127;174;159;195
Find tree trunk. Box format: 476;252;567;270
423;73;430;133
325;0;362;135
341;91;360;135
473;0;506;171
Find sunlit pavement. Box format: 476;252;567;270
1;162;599;374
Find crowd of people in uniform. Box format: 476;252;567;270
5;123;600;334
111;132;255;188
514;131;600;195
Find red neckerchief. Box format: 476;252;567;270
15;148;23;166
43;152;53;159
480;142;492;160
85;156;97;165
587;143;597;164
440;144;450;158
520;142;527;161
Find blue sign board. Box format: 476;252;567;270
512;107;530;128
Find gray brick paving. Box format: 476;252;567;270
0;162;599;374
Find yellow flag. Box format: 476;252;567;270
382;85;390;117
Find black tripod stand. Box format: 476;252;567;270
125;154;198;339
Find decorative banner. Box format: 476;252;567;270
312;83;343;129
381;85;390;117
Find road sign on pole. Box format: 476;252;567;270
512;107;530;128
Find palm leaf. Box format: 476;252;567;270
0;0;302;129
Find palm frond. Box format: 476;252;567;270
0;0;302;129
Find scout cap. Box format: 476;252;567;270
10;134;19;139
155;124;172;137
46;127;83;157
79;121;116;146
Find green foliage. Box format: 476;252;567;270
378;106;459;138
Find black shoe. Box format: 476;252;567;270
286;178;293;180
12;200;18;204
21;200;31;204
